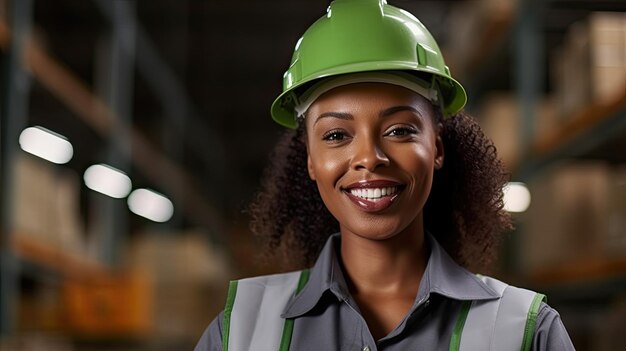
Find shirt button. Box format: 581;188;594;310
362;347;370;351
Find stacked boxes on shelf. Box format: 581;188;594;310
124;231;231;343
552;12;626;119
445;0;517;76
589;13;626;104
477;94;520;170
13;154;86;260
62;273;152;337
522;161;626;273
477;93;558;170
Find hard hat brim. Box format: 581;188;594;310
271;63;467;129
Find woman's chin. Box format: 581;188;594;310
340;223;406;242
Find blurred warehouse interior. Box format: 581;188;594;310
1;0;626;350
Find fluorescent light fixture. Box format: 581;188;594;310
127;188;174;223
503;182;531;213
83;164;132;198
19;126;73;164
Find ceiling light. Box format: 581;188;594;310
19;126;73;164
127;188;174;223
503;182;531;213
83;164;132;198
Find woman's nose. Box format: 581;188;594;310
351;137;390;171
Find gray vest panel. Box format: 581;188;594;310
223;272;544;351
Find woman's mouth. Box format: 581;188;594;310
342;181;405;213
348;186;399;202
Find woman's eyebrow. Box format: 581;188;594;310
379;105;422;118
314;111;353;125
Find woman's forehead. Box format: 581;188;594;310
308;82;433;114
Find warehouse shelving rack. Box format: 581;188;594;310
0;0;227;339
1;0;625;347
461;0;626;348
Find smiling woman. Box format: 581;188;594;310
194;0;575;350
251;83;509;272
305;83;441;244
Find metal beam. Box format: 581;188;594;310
510;0;544;276
515;0;544;155
94;0;230;209
0;0;33;337
91;0;136;266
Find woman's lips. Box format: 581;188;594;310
342;180;405;213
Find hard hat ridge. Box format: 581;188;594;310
271;0;467;128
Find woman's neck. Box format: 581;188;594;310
339;219;428;296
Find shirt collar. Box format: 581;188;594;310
282;232;500;318
282;233;348;318
421;232;500;301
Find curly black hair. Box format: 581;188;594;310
249;109;512;271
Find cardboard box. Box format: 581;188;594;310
524;161;626;274
551;12;626;119
589;12;626;103
62;273;152;337
553;21;592;120
124;231;231;341
445;0;517;74
478;93;558;169
13;154;86;259
523;161;612;272
125;230;230;285
478;93;520;170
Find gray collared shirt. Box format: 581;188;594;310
194;233;575;350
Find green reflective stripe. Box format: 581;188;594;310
449;301;472;351
279;318;295;351
521;293;546;351
222;280;238;351
296;269;311;293
279;269;311;351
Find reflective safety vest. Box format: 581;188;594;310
221;270;545;351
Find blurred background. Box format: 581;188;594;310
0;0;625;350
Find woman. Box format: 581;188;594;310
195;0;575;350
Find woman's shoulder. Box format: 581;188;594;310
193;310;224;351
533;302;575;350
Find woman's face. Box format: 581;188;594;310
304;82;444;241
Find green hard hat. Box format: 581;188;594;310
271;0;467;128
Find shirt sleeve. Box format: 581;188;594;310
193;311;224;351
531;302;575;351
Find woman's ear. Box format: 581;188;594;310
307;153;317;181
434;123;444;170
304;133;317;180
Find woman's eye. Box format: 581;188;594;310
322;130;347;141
386;126;417;137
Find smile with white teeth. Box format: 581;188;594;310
349;186;398;201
